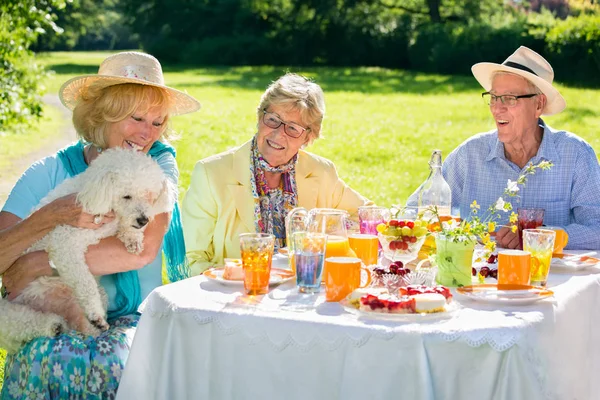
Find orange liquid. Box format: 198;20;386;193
498;250;531;285
325;257;368;302
241;249;272;295
323;236;356;283
348;234;378;266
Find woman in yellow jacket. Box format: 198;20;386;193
182;73;371;275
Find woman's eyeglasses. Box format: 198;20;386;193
482;92;538;107
262;109;309;138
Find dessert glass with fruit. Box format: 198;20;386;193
376;212;428;266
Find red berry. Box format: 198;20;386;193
486;254;498;264
389;220;399;227
480;266;490;278
406;221;415;229
394;261;404;269
400;242;409;251
472;267;477;276
398;221;406;228
490;269;498;279
409;236;417;243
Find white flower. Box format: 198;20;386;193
506;179;520;193
495;197;506;211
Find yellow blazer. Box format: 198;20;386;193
182;139;372;275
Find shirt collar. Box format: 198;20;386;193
485;118;561;165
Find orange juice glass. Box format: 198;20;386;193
348;233;378;266
323;235;356;282
544;226;569;254
324;256;371;302
498;250;531;285
240;233;275;295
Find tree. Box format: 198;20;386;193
0;0;66;134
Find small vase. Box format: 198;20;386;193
434;233;475;287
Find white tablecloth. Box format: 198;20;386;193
117;251;600;400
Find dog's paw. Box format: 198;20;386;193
124;239;144;254
89;316;110;332
47;316;68;338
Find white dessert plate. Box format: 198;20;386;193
340;298;460;322
550;253;600;273
203;267;295;287
455;284;553;306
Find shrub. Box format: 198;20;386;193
407;15;540;75
545;14;600;84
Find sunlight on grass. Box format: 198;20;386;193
35;51;600;207
0;106;64;171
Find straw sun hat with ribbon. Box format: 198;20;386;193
471;46;566;116
59;51;200;116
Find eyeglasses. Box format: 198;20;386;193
482;92;538;107
262;109;309;138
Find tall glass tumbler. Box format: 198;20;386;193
517;208;545;250
240;233;275;295
358;206;390;235
292;232;327;294
523;229;555;287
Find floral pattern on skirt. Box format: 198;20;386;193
1;314;139;400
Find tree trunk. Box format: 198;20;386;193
426;0;442;23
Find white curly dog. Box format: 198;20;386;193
0;148;175;352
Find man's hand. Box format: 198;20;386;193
496;226;520;249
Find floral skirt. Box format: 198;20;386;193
1;314;139;400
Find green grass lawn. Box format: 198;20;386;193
1;51;599;388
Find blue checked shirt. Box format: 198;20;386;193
443;119;600;250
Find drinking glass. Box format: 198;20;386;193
291;232;327;294
285;212;307;272
348;233;379;266
523;229;556;287
517;208;545;249
239;233;275;295
358;206;390;235
498;249;531;286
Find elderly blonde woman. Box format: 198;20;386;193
182;73;371;275
443;46;600;250
0;52;199;398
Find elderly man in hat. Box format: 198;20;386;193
443;46;600;250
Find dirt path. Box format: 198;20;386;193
0;95;76;209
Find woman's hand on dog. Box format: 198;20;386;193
43;194;115;229
2;251;52;301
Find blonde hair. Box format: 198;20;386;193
72;83;173;149
257;73;325;143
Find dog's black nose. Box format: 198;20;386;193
136;216;149;227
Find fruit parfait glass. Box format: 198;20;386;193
376;209;429;267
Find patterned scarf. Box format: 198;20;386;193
249;137;298;249
57;141;189;320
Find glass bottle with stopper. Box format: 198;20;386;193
408;149;452;220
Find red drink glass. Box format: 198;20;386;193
517;208;545;250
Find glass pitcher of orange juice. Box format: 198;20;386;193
286;208;356;279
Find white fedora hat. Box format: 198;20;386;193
471;46;566;116
59;52;201;116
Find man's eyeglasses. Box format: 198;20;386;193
482;92;538;107
262;109;309;138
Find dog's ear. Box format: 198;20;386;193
76;171;118;215
153;178;177;215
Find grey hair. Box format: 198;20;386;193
490;71;543;95
257;73;325;143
